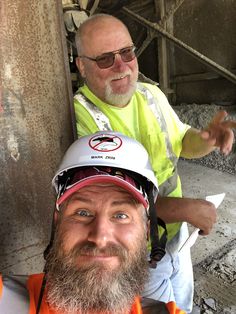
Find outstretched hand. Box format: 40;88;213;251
200;111;236;155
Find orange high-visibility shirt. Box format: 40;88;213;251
0;273;186;313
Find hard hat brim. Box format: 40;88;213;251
56;175;149;210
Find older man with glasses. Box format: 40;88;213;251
73;13;236;313
75;16;139;107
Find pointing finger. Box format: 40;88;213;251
221;120;236;130
211;110;228;124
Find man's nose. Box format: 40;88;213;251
112;53;126;70
87;217;114;248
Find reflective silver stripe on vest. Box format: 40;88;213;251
137;83;175;162
74;93;112;131
158;169;178;196
75;84;178;196
136;83;178;196
0;275;29;314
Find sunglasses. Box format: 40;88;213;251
79;45;136;69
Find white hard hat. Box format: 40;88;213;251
52;131;158;210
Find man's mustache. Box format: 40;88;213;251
107;70;132;82
69;242;128;260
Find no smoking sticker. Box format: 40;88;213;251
89;134;122;152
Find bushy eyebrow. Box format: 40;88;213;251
111;199;140;207
67;195;139;207
68;195;93;204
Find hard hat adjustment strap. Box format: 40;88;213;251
36;272;47;314
148;191;167;268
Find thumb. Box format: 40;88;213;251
200;129;217;146
200;130;210;140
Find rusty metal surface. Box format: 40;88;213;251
0;0;74;273
122;6;236;85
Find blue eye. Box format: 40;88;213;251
114;213;128;219
77;210;93;217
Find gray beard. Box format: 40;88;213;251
104;81;137;107
45;234;149;314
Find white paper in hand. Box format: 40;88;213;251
178;193;225;252
205;193;226;208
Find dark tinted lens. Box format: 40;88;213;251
96;53;114;69
120;47;136;62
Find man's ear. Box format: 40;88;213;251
43;210;59;259
146;220;150;241
76;56;86;78
53;210;59;225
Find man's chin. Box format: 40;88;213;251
105;92;133;106
105;82;136;106
111;82;133;94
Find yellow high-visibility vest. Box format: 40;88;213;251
74;83;190;240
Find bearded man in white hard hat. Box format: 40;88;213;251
0;132;185;314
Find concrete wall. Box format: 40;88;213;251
172;0;236;105
0;0;74;274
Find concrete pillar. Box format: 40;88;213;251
0;0;74;273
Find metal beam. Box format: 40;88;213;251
136;29;156;57
122;7;236;85
157;0;170;94
172;70;236;83
159;0;186;26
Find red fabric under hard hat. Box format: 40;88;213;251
56;167;148;210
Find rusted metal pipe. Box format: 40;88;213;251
0;0;74;273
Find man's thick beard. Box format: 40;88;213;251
104;74;137;106
45;233;149;314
